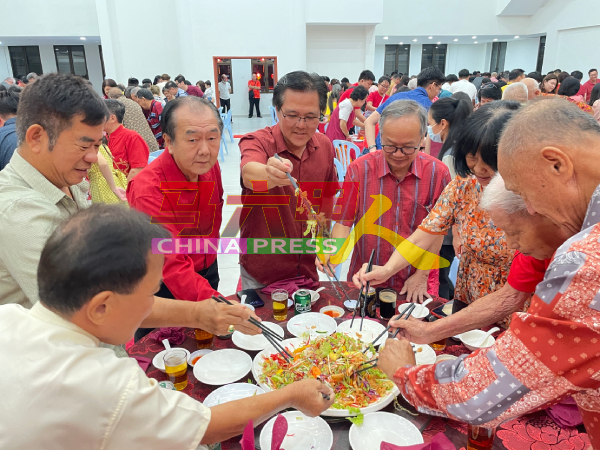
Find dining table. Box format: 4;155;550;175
127;281;590;450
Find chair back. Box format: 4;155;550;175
269;105;279;126
148;149;164;164
222;109;232;127
333;140;359;172
333;157;345;182
218;107;223;115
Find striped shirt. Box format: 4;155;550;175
146;100;164;148
338;150;451;290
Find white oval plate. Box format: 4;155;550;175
287;312;337;338
398;303;429;319
203;383;265;408
336;319;387;346
232;322;285;351
252;337;400;417
260;411;333;450
349;412;423;450
152;348;191;373
193;349;252;385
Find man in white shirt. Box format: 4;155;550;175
449;69;477;105
156;73;170;99
218;74;232;113
0;205;334;450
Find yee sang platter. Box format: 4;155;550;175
253;333;399;417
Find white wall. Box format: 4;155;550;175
0;48;11;82
445;44;487;75
306;0;383;24
503;38;540;74
374;44;385;79
553;26;600;74
38;45;57;74
408;44;422;76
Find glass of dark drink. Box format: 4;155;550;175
379;289;398;319
467;425;496;450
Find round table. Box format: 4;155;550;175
128;282;589;449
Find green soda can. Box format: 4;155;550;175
294;289;312;315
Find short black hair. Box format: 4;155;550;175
350;85;369;101
184;80;192;86
458;69;470;78
454;100;521;178
142;78;152;85
0;85;21;118
391;73;400;80
527;71;543;83
417;66;446;88
16;73;108;150
164;81;178;90
358;70;375;82
322;76;330;82
174;75;185;84
589;68;598;74
136;88;154;101
509;69;525;81
557;77;581;97
205;80;211;87
341;77;349;83
153;75;161;85
101;78;117;93
38;204;170;316
570;70;583;81
127;77;139;87
445;74;459;83
272;70;328;113
479;82;503;101
105;99;125;123
162;96;223;141
378;75;391;85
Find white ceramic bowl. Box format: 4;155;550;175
459;330;496;351
188;349;213;367
292;289;322;305
152;348;191;373
344;299;358;311
319;305;345;319
435;354;458;364
397;303;429;319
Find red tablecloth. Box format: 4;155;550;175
128;282;589;449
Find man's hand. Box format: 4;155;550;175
400;271;432;304
388;316;433;344
352;263;394;290
193;298;262;336
286;379;335;416
265;156;295;188
315;255;336;277
378;338;416;381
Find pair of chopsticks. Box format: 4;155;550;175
211;295;293;362
322;260;351;303
350;249;376;331
362;303;416;353
354;357;379;375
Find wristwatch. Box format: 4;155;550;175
368;144;377;151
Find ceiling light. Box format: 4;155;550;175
413;39;417;42
454;38;458;42
437;42;441;45
383;36;388;40
493;38;498;41
428;36;433;39
514;36;519;39
80;37;86;40
474;41;478;44
399;42;403;45
472;36;477;39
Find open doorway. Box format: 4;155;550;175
212;56;278;117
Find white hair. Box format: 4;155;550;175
521;78;540;100
502;82;528;103
407;78;418;90
480;174;528;215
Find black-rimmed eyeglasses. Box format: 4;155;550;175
381;145;425;155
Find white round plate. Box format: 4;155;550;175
193;349;252;385
152;348;191;372
336;319;387;346
349;412;423;450
398;303;429;319
413;344;436;365
253;337;400;417
260;411;333;450
203;383;265;408
287;312;337;338
232;322;285;351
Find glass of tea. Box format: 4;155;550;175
468;425;496;450
163;349;188;391
272;289;288;321
430;337;447;351
194;328;214;349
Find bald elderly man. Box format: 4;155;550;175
502;82;528;103
393;174;567;344
522;78;541;100
378;100;600;449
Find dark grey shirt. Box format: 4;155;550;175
0;118;18;171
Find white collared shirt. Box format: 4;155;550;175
0;303;211;450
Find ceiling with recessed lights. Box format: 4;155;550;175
377;34;542;45
0;36;101;46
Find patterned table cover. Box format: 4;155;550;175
128;282;590;450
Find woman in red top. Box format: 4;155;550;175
365;76;390;118
248;74;262;118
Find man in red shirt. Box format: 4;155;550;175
174;75;203;98
389;174;569;343
239;71;336;289
135;88;164;149
338;69;375;125
577;68;598;102
318;99;451;300
248;73;262;118
365;75;390;118
104;100;149;180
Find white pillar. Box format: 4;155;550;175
38;45;57;74
409;44;422;76
0;47;11;81
364;25;376;72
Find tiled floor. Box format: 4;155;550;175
216;116;353;296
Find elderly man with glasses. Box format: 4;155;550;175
317;100;451;300
239;71;338;290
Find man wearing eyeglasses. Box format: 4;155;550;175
317;100;451;301
239;71;338;290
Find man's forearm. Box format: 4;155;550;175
140;296;200;329
241;162;272;189
365;112;379;147
428;284;530;342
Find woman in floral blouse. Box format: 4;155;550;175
354;101;522;327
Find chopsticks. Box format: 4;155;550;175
355;358;378;375
327;261;351;302
274;153;299;191
322;265;343;302
362;302;416;353
350;249;375;329
212;295;293;362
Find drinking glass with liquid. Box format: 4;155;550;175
163;349;188;391
194;328;214;349
379;289;397;319
467;425;496;450
272;289;288;321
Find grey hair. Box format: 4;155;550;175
502;82;528;102
131;86;141;97
379;99;427;137
479;174;528;215
26;72;38;81
407;78;418;90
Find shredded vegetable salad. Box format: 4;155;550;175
259;333;395;410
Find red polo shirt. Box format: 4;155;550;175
107;125;149;175
248;80;261;99
338;83;359;103
239;124;337;285
127;150;223;302
507;252;551;292
576;79;597;102
338;151;451;290
185;85;204;98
